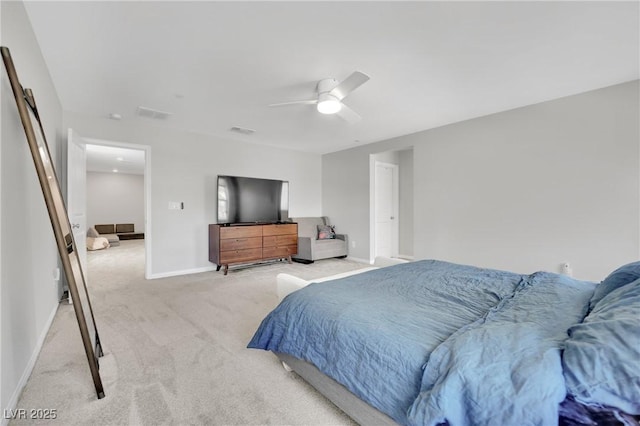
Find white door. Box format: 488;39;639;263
67;129;87;272
375;162;399;258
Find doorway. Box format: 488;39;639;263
370;148;414;262
374;161;399;258
67;130;151;279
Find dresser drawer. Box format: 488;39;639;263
263;245;297;258
220;226;263;239
220;236;262;251
220;248;263;263
262;224;297;236
209;223;298;275
263;234;298;247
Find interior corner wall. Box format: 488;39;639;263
87;172;145;233
63;112;323;277
1;1;63;419
398;149;414;258
323;80;639;281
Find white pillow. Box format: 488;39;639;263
87;236;110;251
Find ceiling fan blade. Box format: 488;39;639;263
330;71;370;101
268;99;317;107
336;103;362;123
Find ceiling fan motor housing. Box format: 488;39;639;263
316;78;342;114
317;78;339;94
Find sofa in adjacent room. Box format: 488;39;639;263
90;224;120;246
90;223;144;246
290;216;348;263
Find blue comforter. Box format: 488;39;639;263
247;260;596;426
407;272;595;425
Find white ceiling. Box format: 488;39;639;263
24;1;639;154
85;144;145;175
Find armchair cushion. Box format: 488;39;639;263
296;217;328;239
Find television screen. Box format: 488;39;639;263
217;175;289;224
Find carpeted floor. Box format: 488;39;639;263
11;240;366;425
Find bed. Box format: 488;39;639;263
248;259;640;426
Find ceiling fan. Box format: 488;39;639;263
269;71;370;123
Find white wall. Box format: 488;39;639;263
64;112;323;277
87;172;144;233
323;81;639;281
398;149;414;258
1;1;63;419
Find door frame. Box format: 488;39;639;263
74;136;152;279
370;160;399;261
67;129;88;271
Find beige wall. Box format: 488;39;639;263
323;81;639;281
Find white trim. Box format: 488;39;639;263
398;254;415;261
1;304;58;426
144;149;151;280
148;265;218;280
82;137;152;279
373;160;400;259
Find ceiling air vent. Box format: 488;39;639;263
229;126;256;135
136;106;172;120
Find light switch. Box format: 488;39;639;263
168;202;181;210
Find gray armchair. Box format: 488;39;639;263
291;217;348;263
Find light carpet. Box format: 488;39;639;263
11;240;366;425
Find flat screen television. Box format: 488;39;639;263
217;175;289;224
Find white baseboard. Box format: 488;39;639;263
148;265;217;279
2;303;58;426
397;254;415;261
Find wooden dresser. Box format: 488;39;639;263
209;223;298;275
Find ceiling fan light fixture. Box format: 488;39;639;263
317;93;342;114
